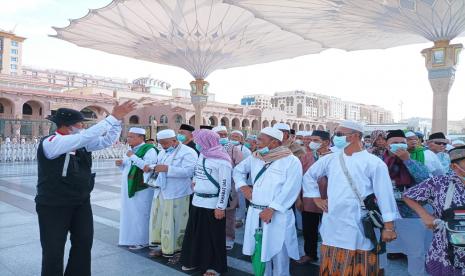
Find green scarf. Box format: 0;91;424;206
409;146;425;164
127;144;155;198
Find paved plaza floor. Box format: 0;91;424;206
0;160;409;276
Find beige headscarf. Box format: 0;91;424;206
253;146;293;163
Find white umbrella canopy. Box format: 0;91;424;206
228;0;465;133
52;0;324;80
227;0;465;50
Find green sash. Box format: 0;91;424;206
127;144;155;198
410;147;425;164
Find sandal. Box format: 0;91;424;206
295;255;311;265
203;269;220;276
128;245;147;250
225;240;234;251
149;249;163;257
168;253;181;265
182;266;197;271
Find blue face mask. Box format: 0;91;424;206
165;146;175;153
230;140;240;146
244;142;252;149
219;138;229;145
333;136;349;149
258;147;270;155
195;144;202;152
177;134;187;143
389;143;408;153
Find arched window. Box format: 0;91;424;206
175;115;183;124
22;103;33;115
160;115;168;124
129;115;139;124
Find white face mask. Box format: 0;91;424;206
70;126;83;134
309;142;322;151
295;139;304;145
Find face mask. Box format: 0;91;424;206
309;142;322;151
258;147;270;155
71;127;83;134
333;136;349;149
165;146;175;153
230;140;240;146
244;142;252;149
295;139;303;145
219;138;229;145
195;144;202;152
177;134;186;143
389;143;408;153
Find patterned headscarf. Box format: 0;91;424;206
193;129;231;163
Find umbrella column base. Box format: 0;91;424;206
191;79;210;129
422;41;462;133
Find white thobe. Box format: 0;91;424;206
303;150;399;251
118;143;158;246
233;154;302;263
151;144;197;200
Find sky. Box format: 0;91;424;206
1;0;465;122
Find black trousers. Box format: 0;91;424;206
36;199;93;276
302;211;322;258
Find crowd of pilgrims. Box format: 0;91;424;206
30;103;465;276
117;121;465;276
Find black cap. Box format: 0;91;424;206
290;129;296;135
386;129;406;140
428;132;447;141
200;125;213;130
311;130;330;141
179;124;195;132
47;108;90;126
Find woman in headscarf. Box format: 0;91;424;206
180;129;232;276
369;130;387;158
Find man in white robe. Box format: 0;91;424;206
230;130;252;159
116;127;158;249
303;120;399;275
234;127;302;276
145;129;197;259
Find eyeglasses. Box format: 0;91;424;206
434;142;447;146
334;132;355;137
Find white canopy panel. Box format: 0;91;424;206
228;0;465;51
52;0;324;79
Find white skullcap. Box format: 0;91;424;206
157;129;176;140
212;126;227;133
129;127;146;135
261;127;283;142
405;131;417;138
231;130;244;136
296;131;306;136
452;140;465;146
273;123;291;131
303;131;313;137
339;120;364;133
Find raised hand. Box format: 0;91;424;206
111;100;138;120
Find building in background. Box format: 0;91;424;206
0;30;26;76
241;90;392;124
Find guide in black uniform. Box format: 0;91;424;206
35;101;136;276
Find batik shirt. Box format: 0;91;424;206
404;173;465;276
